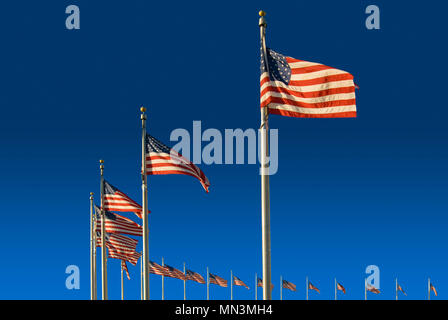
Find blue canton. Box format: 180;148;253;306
260;47;291;85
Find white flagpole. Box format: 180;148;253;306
255;273;257;300
428;278;430;301
280;275;282;301
183;262;186;300
90;192;96;300
121;262;124;300
258;9;272;301
306;277;309;301
161;257;165;300
207;267;210;300
395;278;398;301
230;270;233;300
99;159;108;300
335;278;337;301
141;107;150;300
140;255;143;299
365;278;367;301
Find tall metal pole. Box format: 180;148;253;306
306;277;308;301
255;273;257;300
141;107;150;300
206;267;210;300
121;262;124;300
334;278;337;301
90;192;96;300
183;262;186;300
230;270;233;300
428;278;430;301
259;9;272;301
100;159;108;300
395;278;398;301
364;278;367;301
161;257;165;300
280;275;282;301
140;255;143;299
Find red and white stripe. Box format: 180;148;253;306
282;280;296;292
122;260;131;280
308;282;320;293
104;191;142;219
149;261;170;277
233;276;249;289
261;58;357;118
164;264;187;281
96;233;138;254
366;285;380;294
337;282;346;294
95;212;142;237
109;249;141;266
186;270;206;284
209;273;228;288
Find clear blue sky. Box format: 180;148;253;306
0;0;447;300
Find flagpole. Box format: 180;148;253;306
183;262;186;300
161;257;165;301
280;275;282;301
90;192;96;300
364;278;367;301
141;107;150;300
140;255;143;299
395;278;398;301
255;273;257;300
258;9;272;301
306;277;308;301
428;278;430;301
230;270;233;300
207;267;210;300
121;262;124;300
100;159;108;300
334;278;337;301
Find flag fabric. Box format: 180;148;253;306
186;269;206;284
209;273;228;287
103;180;143;219
257;278;274;289
366;285;380;294
260;47;357;118
94;205;142;237
96;232;138;254
397;284;406;296
149;261;170;277
233;276;249;289
145;134;210;192
337;282;346;294
164;264;187;281
430;283;438;296
282;280;296;292
308;282;320;293
122;260;131;280
109;249;141;266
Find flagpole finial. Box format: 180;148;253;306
259;10;267;27
259;10;266;17
140;106;146;113
90;192;94;196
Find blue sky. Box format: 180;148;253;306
0;0;447;300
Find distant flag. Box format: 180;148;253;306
149;261;170;277
145;134;210;192
430;283;438;297
122;260;130;280
397;283;406;296
260;48;357;119
308;282;320;294
209;273;228;288
186;269;206;284
233;276;249;289
94;205;142;237
282;280;297;292
366;285;381;294
337;282;346;294
257;278;274;290
103;180;144;219
164;264;187;281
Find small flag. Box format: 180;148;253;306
145;134;210;192
209;273;228;288
103;180;144;219
337;282;346;294
164;264;187;281
186;269;206;284
257;278;274;290
366;285;380;294
282;280;297;292
430;283;438;297
122;260;131;280
149;261;170;277
308;282;320;293
260;48;357;118
397;284;406;296
94;205;142;237
233;276;249;289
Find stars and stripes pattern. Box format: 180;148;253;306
122;260;131;280
397;283;406;296
209;273;228;287
233;276;249;289
186;269;206;284
149;261;170;277
96;232;138;255
282;280;296;292
164;264;187;281
103;180;143;219
366;285;380;294
308;282;320;293
430;283;438;296
257;278;274;289
94;205;142;237
145;134;210;192
337;282;346;294
109;249;141;266
260;47;357;118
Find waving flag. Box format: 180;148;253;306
282;280;297;292
94;205;142;236
260;48;357;118
186;270;206;284
145;134;210;192
366;285;380;294
149;261;170;277
257;278;274;290
337;282;346;294
96;232;138;254
430;283;438;297
397;283;406;296
109;249;141;266
103;180;143;219
209;273;228;288
233;276;249;289
122;260;131;280
164;264;187;281
308;282;320;293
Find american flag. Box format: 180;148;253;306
308;282;320;293
186;269;206;284
282;280;296;292
122;260;130;280
233;276;249;289
337;282;346;294
397;283;406;296
430;283;438;296
96;232;138;255
257;278;274;289
260;47;357;118
109;249;141;266
149;261;170;277
94;205;142;237
366;285;380;294
209;273;228;287
164;264;187;281
103;180;143;219
145;134;210;192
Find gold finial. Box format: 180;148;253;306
90;192;94;196
141;106;146;113
259;10;266;17
99;159;104;164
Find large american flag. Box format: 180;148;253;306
145;134;210;192
233;276;249;289
260;47;357;118
209;273;228;287
94;205;142;237
282;280;296;292
103;180;143;219
164;264;187;281
186;269;206;284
